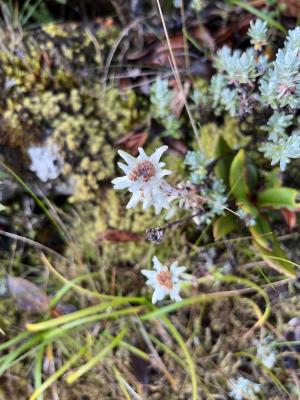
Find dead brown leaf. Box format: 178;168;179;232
192;24;215;51
249;0;300;18
127;32;194;70
278;0;300;18
169;80;190;118
99;229;143;242
162;136;187;156
115;131;148;155
214;14;253;45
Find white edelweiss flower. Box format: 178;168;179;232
229;377;261;400
256;337;276;369
111;146;175;214
141;256;187;304
28;143;63;182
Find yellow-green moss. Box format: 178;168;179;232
197;116;250;159
69;188;158;264
0;23;148;202
49;86;146;202
42;23;69;38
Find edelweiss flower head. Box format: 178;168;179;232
112;146;174;214
141;256;186;304
229;377;261;400
256;336;276;369
257;343;276;369
28;143;63;182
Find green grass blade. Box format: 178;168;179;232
237;351;290;397
149;334;186;368
162;316;198;400
0;161;65;238
41;307;143;343
33;344;45;400
0;335;42;375
30;344;89;400
49;272;103;308
228;0;287;33
113;367;132;400
20;0;43;25
66;327;127;384
215;273;270;328
0;331;30;352
142;274;270;328
27;298;145;332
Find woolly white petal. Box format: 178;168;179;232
150;146;168;163
142;196;153;209
117;162;131;174
170;261;178;269
151;186;170;210
128;182;142;193
152;256;165;272
141;185;155;209
154;203;163;214
153;195;170;212
165;206;176;220
141;269;156;280
151;288;160;304
152;287;167;304
118;150;136;165
170;264;187;276
170;287;182;302
137;147;149;160
157;169;172;178
127;192;142;209
143;183;152;198
111;176;131;189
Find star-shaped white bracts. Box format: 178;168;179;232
229;377;260;400
111;146;175;214
141;256;187;304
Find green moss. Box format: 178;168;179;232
0;22;119;150
0;23;148;201
69;188;172;264
49;86;146;202
42;23;69;38
199;116;250;159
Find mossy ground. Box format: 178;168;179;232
0;14;299;400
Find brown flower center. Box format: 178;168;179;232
129;160;156;182
156;271;173;290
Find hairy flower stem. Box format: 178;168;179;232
146;210;202;243
163;211;202;231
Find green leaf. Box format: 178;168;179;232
238;200;259;218
229;149;258;201
264;168;282;189
249;215;273;251
257;187;300;210
249;215;296;278
213;213;238;240
253;239;296;278
214;135;233;188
